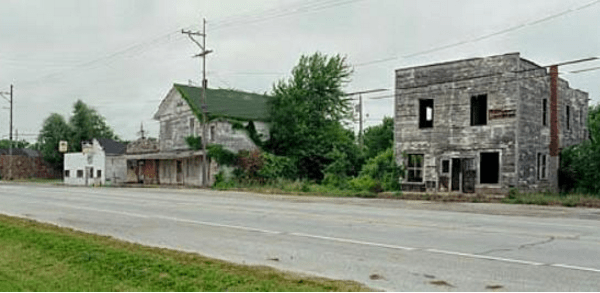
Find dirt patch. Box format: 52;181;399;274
369;274;385;280
486;284;503;290
430;280;454;287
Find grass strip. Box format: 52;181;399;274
0;214;370;292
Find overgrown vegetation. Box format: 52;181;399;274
560;103;600;194
0;214;369;291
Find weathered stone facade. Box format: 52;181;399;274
394;53;588;193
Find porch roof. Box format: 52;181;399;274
123;150;205;160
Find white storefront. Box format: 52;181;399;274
64;140;106;186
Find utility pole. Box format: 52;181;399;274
182;18;213;187
0;85;13;180
345;88;389;147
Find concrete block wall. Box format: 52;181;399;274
395;53;520;192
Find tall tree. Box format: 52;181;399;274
362;116;394;159
266;52;354;180
37;113;72;169
69;100;119;152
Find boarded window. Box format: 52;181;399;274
419;99;434;128
471;94;487;126
480;152;499;184
537;153;547;180
77;170;83;178
441;160;450;174
64;170;70;178
407;154;424;182
566;105;570;130
97;170;102;178
542;99;548;126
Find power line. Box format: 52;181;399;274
354;0;600;68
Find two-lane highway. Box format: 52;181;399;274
1;183;600;291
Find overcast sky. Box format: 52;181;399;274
1;0;599;142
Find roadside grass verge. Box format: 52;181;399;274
501;189;600;208
213;179;379;198
5;178;62;184
0;214;370;292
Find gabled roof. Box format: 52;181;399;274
96;138;126;155
173;84;269;121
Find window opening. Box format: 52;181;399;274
537;153;547;180
77;170;83;178
542;99;548;126
407;154;424;182
189;118;195;135
471;94;487;126
441;160;450;174
480;152;499;184
211;125;216;141
419;99;434;128
64;170;70;178
97;170;102;178
90;167;94;178
566;105;570;130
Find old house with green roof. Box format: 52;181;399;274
125;83;269;186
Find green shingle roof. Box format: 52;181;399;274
174;84;269;121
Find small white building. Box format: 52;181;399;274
64;138;126;186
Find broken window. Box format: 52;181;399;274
480;152;499;184
419;99;434;128
566;105;570;130
542;99;548;126
441;160;450;174
77;170;83;178
471;94;487;126
406;154;424;182
537;153;547;180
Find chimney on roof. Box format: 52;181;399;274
549;65;559;157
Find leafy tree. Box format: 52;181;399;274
561;104;600;194
363;116;394;159
266;52;353;180
36;100;119;170
69;100;119;152
37;113;72;169
0;139;30;149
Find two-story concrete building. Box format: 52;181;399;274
394;53;588;194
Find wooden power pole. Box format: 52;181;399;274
182;19;213;187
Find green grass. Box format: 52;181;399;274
501;190;600;207
214;179;378;198
7;178;62;184
0;215;370;292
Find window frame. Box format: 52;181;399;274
406;154;424;183
537;153;547;180
97;169;102;178
64;170;70;178
77;170;83;178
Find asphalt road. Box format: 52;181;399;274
1;183;600;291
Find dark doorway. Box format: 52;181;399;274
462;158;476;193
176;160;183;184
480;152;499;184
451;158;461;191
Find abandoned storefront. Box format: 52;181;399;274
395;53;588;193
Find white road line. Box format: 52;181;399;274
550;263;600;273
290;232;415;251
426;248;545;266
5;198;600;275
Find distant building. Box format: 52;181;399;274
124;83;269;186
0;148;59;179
63;138;126;185
394;53;588;194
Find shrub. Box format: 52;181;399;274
207;144;237;166
359;147;403;191
349;175;381;193
258;152;297;180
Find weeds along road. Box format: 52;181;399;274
1;183;600;291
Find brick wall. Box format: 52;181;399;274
0;155;60;179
